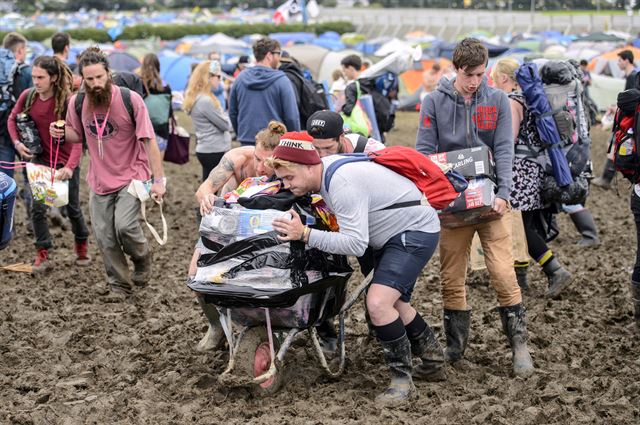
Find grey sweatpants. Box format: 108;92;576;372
90;186;148;290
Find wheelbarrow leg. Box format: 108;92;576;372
310;312;347;378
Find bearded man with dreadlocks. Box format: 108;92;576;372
57;47;166;299
8;55;90;273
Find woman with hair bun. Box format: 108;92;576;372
189;120;287;352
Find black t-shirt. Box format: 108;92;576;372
624;70;638;90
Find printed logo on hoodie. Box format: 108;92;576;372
473;105;497;130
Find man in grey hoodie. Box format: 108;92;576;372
416;38;534;378
228;37;300;145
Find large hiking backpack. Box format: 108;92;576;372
295;73;329;124
0;171;17;250
324;146;467;210
0;48;27;134
608;88;640;183
518;61;591;174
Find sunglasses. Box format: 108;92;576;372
271;51;282;55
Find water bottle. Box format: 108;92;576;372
620;130;635;157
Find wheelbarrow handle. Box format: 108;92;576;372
339;271;374;315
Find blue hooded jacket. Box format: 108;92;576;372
229;66;300;143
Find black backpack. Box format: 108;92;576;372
282;67;328;124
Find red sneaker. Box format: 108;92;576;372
74;240;91;266
32;248;52;274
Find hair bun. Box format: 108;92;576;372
268;120;286;136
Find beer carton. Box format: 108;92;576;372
429;146;496;182
438;177;501;228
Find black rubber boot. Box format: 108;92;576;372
542;257;573;298
515;265;529;291
499;303;534;378
569;209;601;247
631;281;640;327
408;324;446;381
374;334;415;407
443;309;471;363
592;158;616;189
196;296;224;352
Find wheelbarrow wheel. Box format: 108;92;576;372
234;327;284;397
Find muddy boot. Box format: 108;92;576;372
592;158;616;189
515;264;530;291
316;318;338;355
542;257;573;298
74;239;91;266
374;334;415;407
499;303;534;378
569;209;601;247
408;324;446;381
32;248;52;274
631;281;640;327
443;309;471;363
132;253;152;287
196;296;224;352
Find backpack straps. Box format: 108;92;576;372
73;86;136;143
353;135;368;153
23;87;37;114
324;154;371;192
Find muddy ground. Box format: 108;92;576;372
1;112;639;424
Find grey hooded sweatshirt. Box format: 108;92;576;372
416;76;514;200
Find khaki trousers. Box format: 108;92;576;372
440;211;522;310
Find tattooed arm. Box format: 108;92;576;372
195;150;245;215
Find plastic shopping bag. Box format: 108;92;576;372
26;163;69;208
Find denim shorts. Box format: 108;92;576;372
372;230;440;303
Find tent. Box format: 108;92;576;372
187;33;251;56
268;32;317;47
107;51;140;72
158;52;201;91
589;73;625;110
284;45;363;83
588;46;640;78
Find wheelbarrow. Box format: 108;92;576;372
188;271;372;396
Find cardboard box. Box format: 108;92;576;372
438;177;502;229
429;146;496;182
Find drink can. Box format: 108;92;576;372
54;120;65;144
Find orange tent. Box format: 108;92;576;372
399;58;452;95
588;46;640;78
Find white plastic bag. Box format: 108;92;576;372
26;163;69;208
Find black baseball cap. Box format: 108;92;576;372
306;110;344;140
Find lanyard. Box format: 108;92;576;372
49;135;61;185
93;107;111;159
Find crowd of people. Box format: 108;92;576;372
1;30;639;407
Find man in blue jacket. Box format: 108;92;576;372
416;38;533;378
229;38;300;145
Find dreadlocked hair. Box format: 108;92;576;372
30;55;74;120
141;53;164;93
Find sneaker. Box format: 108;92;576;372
74;240;91;266
132;254;152;287
32;248;53;274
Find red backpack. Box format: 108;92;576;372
324;146;467;210
609;88;640;183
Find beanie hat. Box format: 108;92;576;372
272;132;321;165
306;110;344;140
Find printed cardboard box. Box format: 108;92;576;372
438;177;501;229
429;146;496;182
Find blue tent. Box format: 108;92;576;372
159;53;200;91
312;37;345;51
515;62;573;187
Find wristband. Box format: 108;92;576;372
300;226;311;242
153;177;167;186
13;140;21;148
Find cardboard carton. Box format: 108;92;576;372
438;177;501;228
429;146;496;182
